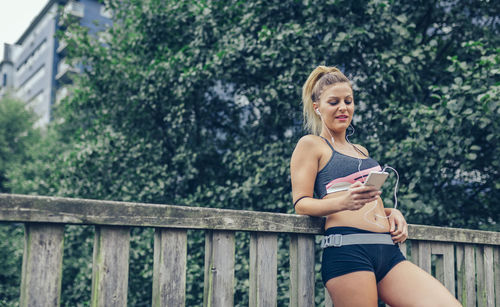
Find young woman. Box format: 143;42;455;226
290;66;461;306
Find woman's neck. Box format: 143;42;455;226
320;129;347;145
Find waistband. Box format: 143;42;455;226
321;227;394;249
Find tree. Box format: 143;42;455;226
404;41;499;230
50;0;499;226
0;95;40;306
0;95;40;192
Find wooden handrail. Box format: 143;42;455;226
0;193;324;233
1;194;499;244
1;193;499;307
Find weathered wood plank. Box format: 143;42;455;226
483;246;494;307
289;234;315;307
464;245;476;307
203;230;235;307
91;226;130;307
495;247;500;307
407;223;500;245
418;241;431;274
324;288;333;307
249;232;277;307
477;245;486;307
456;244;465;305
0;194;324;234
411;241;419;265
431;242;455;296
153;228;187;307
399;242;407;258
434;254;445;286
20;223;64;307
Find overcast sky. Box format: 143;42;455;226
0;0;49;59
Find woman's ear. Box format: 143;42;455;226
313;103;320;115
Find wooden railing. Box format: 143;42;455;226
1;193;499;306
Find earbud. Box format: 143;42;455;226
315;109;321;116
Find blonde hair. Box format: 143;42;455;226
302;66;351;135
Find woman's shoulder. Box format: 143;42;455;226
291;135;325;166
292;134;325;155
296;134;325;148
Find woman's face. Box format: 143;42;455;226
315;82;354;133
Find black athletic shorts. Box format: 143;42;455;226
321;226;406;285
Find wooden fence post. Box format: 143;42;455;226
152;228;187;307
417;241;431;274
483;246;495;307
20;223;64;307
494;247;499;306
458;245;477;307
249;232;278;307
289;234;315;307
91;226;130;307
203;230;235;307
476;245;486;307
324;287;333;307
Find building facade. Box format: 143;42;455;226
0;44;15;96
0;0;111;127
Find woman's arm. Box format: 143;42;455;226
290;136;380;216
293;183;381;216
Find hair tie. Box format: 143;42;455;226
294;195;312;207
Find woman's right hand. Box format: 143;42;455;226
341;181;381;211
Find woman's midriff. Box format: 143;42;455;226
323;191;390;232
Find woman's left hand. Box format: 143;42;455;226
386;208;408;243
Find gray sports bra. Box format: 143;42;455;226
314;137;382;198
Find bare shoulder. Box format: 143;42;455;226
354;143;370;157
291;135;324;161
294;134;324;152
291;135;324;184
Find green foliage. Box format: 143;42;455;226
6;126;69;196
0;223;23;307
0;95;40;192
0;96;39;306
3;0;499;305
127;228;154;307
54;0;499;228
61;225;94;306
391;42;500;230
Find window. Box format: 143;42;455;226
17;65;46;99
2;73;6;87
17;39;47;75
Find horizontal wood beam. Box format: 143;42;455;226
408;224;500;245
1;194;499;245
0;194;324;234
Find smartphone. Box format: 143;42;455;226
363;171;389;190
